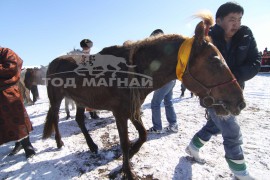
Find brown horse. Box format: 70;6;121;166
42;15;245;179
24;66;47;102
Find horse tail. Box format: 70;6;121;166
42;60;63;139
42;105;56;139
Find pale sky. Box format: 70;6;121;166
1;0;269;66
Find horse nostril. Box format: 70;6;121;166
238;102;246;110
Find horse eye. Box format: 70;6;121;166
209;56;220;63
209;56;224;69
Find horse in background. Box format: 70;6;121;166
23;66;47;103
43;13;246;179
19;68;35;105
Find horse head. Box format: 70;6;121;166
24;67;47;89
182;13;246;116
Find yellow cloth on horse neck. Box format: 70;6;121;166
176;37;194;81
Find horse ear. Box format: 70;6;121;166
194;21;205;45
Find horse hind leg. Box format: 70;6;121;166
75;107;98;153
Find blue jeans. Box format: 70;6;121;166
151;80;177;130
196;108;244;160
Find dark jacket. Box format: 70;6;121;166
209;24;261;88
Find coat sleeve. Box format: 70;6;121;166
0;48;20;78
232;28;261;84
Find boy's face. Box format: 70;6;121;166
217;12;243;39
82;47;90;54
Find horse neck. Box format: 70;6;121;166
146;41;182;91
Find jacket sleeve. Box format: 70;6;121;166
233;28;261;84
0;48;19;78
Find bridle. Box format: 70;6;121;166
184;55;238;109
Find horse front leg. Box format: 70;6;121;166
31;85;39;102
129;117;147;159
75;107;98;153
114;116;137;180
25;88;34;105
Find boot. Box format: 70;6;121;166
185;143;206;164
90;111;100;119
8;141;23;156
21;137;36;159
234;174;255;180
180;91;184;97
226;158;255;180
185;135;207;164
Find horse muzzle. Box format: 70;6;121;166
200;96;246;116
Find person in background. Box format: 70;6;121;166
0;47;36;159
147;29;178;133
80;39;100;119
180;83;193;98
185;2;261;179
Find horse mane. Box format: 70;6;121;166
123;34;185;49
101;34;185;66
192;10;214;41
192;10;214;26
123;34;186;120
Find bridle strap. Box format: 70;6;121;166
207;78;237;90
185;56;237;96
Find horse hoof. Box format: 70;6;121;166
123;171;137;180
90;144;98;154
57;141;64;149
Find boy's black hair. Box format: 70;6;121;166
80;39;93;48
216;2;244;19
150;29;164;37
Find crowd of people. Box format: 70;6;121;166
0;2;261;179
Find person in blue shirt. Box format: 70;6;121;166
147;29;178;134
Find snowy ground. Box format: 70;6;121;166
0;74;269;180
